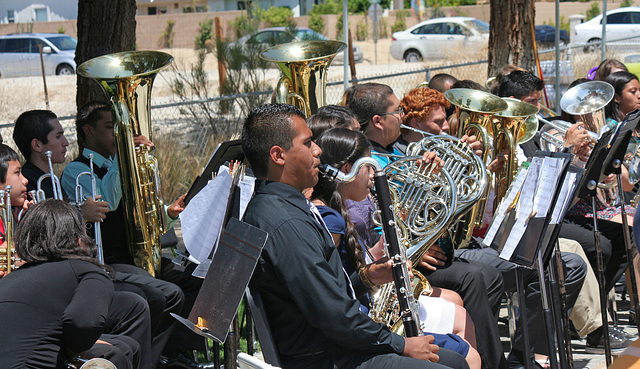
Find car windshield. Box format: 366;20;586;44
45;35;77;51
464;19;490;34
296;29;326;41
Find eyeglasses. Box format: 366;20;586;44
379;106;404;117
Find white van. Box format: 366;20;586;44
0;33;77;77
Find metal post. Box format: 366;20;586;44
537;249;560;369
343;1;349;90
592;192;612;366
555;0;561;112
601;0;607;61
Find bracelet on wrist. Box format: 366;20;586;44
359;265;375;289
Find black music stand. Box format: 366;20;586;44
184;139;245;206
172;217;268;343
570;124;624;365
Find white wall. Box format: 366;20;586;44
0;1;76;24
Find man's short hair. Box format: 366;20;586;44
0;144;20;183
13;110;58;159
76;101;111;149
495;70;543;99
347;83;395;133
241;103;305;178
428;73;458;93
401;88;450;125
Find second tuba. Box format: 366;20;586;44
261;40;346;117
78;51;172;277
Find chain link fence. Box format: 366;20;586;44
1;39;639;202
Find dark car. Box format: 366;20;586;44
535;25;570;46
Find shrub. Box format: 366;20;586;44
195;18;213;50
586;2;600;21
159;20;175;49
230;13;260;39
356;20;368;41
337;13;344;36
621;0;634;7
310;0;341;15
378;18;389;38
309;13;325;35
391;10;409;33
57;26;65;34
261;6;295;27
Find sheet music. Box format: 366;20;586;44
550;171;578;224
532;157;564;218
180;167;233;264
499;159;541;260
482;164;529;247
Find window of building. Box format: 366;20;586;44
7;10;15;23
34;8;47;22
148;6;157;15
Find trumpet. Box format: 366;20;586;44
73;154;104;264
36;151;63;202
538;116;599;151
0;186;14;274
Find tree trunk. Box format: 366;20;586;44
76;0;136;108
488;0;536;78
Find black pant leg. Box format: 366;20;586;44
417;259;506;369
87;335;139;369
110;263;184;366
103;291;152;369
159;257;207;356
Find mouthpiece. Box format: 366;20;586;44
318;163;340;181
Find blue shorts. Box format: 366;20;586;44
430;332;470;358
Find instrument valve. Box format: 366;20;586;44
388;220;396;227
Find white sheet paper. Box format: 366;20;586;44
550;171;578;224
482;165;529;247
180;169;233;264
532;157;563;218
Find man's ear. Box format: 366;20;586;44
83;124;94;139
30;138;43;154
371;115;384;130
270;145;286;167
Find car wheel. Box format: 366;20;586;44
404;50;422;63
56;63;75;75
584;38;601;53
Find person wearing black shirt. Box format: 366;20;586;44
241;103;469;369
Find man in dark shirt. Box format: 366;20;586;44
241;103;469;369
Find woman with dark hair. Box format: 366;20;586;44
306;105;360;140
593;59;628;82
605;71;640;124
0;199;150;369
310;128;481;369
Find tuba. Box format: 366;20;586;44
261;40;346;117
78;51;173;277
491;98;539;210
0;186;14;274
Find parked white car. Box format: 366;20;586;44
232;27;364;64
574;7;640;51
390;17;489;62
0;33;77;77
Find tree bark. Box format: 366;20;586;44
488;0;536;78
76;0;136;108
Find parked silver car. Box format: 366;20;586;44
390;17;489;62
574;7;640;51
0;33;77;77
233;27;364;64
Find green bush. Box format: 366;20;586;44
57;26;65;34
337;13;344;36
356;20;368;41
310;0;341;15
230;13;260;39
261;6;295;27
159;20;175;48
391;10;408;33
309;13;325;35
195;19;213;50
544;15;570;33
621;0;634;7
586;2;600;21
431;5;445;19
378;18;389;38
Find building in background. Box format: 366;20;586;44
0;1;76;24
